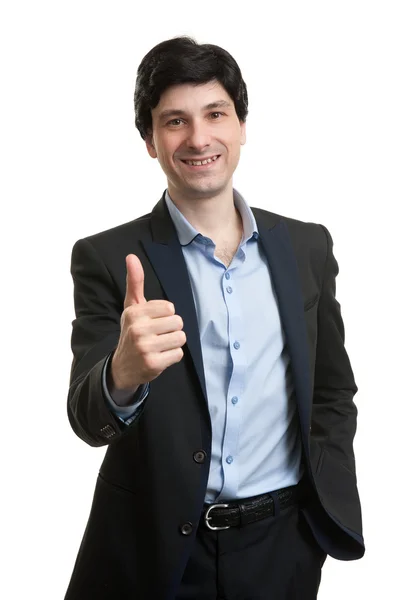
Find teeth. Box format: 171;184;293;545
185;155;219;166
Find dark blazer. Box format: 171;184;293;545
65;194;364;600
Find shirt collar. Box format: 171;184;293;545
164;189;259;247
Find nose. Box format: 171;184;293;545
185;119;211;152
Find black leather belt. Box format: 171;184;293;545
202;484;300;531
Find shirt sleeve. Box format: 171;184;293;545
101;353;150;425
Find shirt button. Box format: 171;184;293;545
226;286;233;293
233;341;240;350
193;450;206;463
226;455;233;464
225;272;230;280
231;396;238;405
180;522;193;536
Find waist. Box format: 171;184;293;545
201;481;306;531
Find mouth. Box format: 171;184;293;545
179;154;221;169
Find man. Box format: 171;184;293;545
65;36;364;600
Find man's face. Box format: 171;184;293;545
146;81;246;200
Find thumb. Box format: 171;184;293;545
124;254;146;307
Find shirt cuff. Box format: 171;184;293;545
102;353;150;424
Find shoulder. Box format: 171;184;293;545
85;211;152;247
251;206;329;253
69;211;155;285
71;211;152;257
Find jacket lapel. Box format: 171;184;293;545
254;212;312;454
142;197;208;404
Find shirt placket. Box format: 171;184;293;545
217;256;246;500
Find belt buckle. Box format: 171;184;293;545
204;503;230;531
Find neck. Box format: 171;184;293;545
167;183;243;242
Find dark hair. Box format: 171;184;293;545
134;36;248;140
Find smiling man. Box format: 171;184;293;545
65;37;364;600
148;84;245;200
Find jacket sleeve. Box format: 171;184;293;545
101;352;149;423
67;237;147;447
311;225;359;471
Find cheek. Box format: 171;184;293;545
157;146;172;167
227;140;241;159
162;142;179;164
222;128;243;153
153;133;172;160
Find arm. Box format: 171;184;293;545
68;240;185;447
311;225;359;469
67;238;148;447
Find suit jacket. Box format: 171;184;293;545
65;193;364;600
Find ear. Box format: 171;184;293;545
240;120;246;146
145;133;157;158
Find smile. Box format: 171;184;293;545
180;155;220;167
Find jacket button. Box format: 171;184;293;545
180;522;193;536
193;450;206;464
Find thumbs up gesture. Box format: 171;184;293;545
110;254;186;392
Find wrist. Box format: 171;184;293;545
109;368;138;397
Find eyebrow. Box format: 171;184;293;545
158;100;232;121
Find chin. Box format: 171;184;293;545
185;175;230;195
187;183;227;198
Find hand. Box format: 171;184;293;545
110;254;186;391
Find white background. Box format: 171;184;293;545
1;1;411;598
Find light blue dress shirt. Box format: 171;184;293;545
104;189;303;502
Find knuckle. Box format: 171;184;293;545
122;305;140;324
175;315;184;329
129;323;143;339
143;354;157;372
120;307;131;326
123;304;137;318
134;338;147;354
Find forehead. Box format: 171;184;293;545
152;81;234;117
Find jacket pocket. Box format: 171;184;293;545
304;294;319;312
315;448;325;475
98;472;137;496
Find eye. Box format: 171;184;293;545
210;112;224;119
167;118;184;127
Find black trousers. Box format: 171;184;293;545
176;502;327;600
